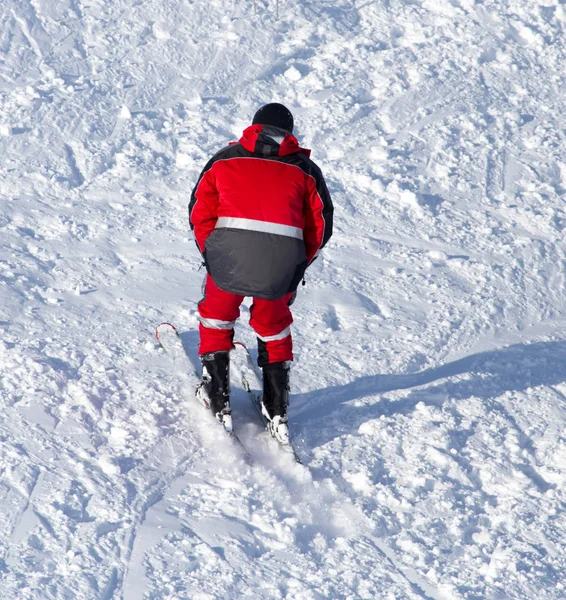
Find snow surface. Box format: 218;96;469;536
2;0;566;598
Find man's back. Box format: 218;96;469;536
189;123;333;299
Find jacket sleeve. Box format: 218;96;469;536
303;165;333;264
188;157;220;255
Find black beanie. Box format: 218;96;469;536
252;103;294;134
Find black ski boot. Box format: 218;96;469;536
261;361;290;444
196;351;232;431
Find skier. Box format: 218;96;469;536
188;103;333;442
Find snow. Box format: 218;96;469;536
1;0;566;598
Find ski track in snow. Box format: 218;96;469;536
1;0;566;598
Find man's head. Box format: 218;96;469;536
252;103;294;135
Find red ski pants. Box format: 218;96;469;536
198;275;293;366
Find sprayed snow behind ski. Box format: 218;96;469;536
1;0;566;598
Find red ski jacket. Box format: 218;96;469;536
189;125;333;299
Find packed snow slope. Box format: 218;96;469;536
2;0;566;598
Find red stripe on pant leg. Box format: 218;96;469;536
257;336;293;367
265;335;293;364
198;324;234;355
198;275;243;355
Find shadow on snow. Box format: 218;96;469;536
292;340;566;445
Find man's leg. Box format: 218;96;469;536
249;293;294;443
196;275;243;425
198;275;243;355
249;292;294;366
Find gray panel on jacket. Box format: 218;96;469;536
205;228;307;299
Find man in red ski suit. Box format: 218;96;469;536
188;103;333;442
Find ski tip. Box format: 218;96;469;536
233;341;248;351
156;322;179;343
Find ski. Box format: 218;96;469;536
155;322;249;456
233;342;303;464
